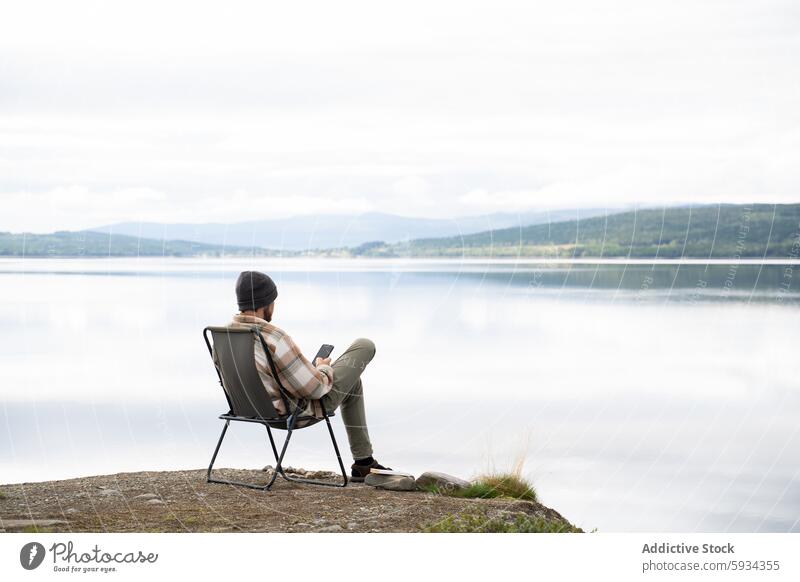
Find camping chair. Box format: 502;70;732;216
202;326;348;489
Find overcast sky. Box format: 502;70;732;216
1;0;798;232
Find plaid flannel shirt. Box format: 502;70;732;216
228;313;334;418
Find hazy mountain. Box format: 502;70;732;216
90;208;620;251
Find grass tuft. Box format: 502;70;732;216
463;473;537;501
422;472;537;502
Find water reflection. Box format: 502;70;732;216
0;259;798;532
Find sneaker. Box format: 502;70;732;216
350;459;391;482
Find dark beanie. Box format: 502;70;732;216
236;271;278;311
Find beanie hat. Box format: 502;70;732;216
236;271;278;312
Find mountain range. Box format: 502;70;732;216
90;208;619;251
1;204;797;258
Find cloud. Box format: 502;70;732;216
199;191;374;222
458;153;800;213
1;187;167;232
0;0;797;231
459;189;542;210
1;186;379;232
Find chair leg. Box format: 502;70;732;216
272;412;348;488
324;413;349;487
206;413;349;491
206;420;229;482
264;415;296;489
206;419;272;491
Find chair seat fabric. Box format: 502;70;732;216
219;410;333;430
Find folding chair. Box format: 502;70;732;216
202;325;348;489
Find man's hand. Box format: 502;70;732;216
315;357;332;367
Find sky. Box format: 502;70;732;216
1;0;798;233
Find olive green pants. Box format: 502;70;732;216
321;337;375;460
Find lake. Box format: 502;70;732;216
1;257;799;532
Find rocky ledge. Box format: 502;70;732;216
0;468;579;533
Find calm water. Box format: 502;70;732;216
1;257;799;532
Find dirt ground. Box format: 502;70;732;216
0;467;574;533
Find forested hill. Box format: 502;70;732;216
0;230;280;257
355;204;800;258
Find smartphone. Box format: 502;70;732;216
313;344;334;363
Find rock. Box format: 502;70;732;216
2;519;68;530
415;471;471;492
146;498;165;505
315;524;344;533
262;465;339;481
303;470;339;480
0;467;577;533
98;488;121;496
364;473;416;491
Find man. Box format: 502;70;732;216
228;270;391;482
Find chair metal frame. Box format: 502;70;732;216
203;325;348;490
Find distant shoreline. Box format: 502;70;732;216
2;256;800;265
